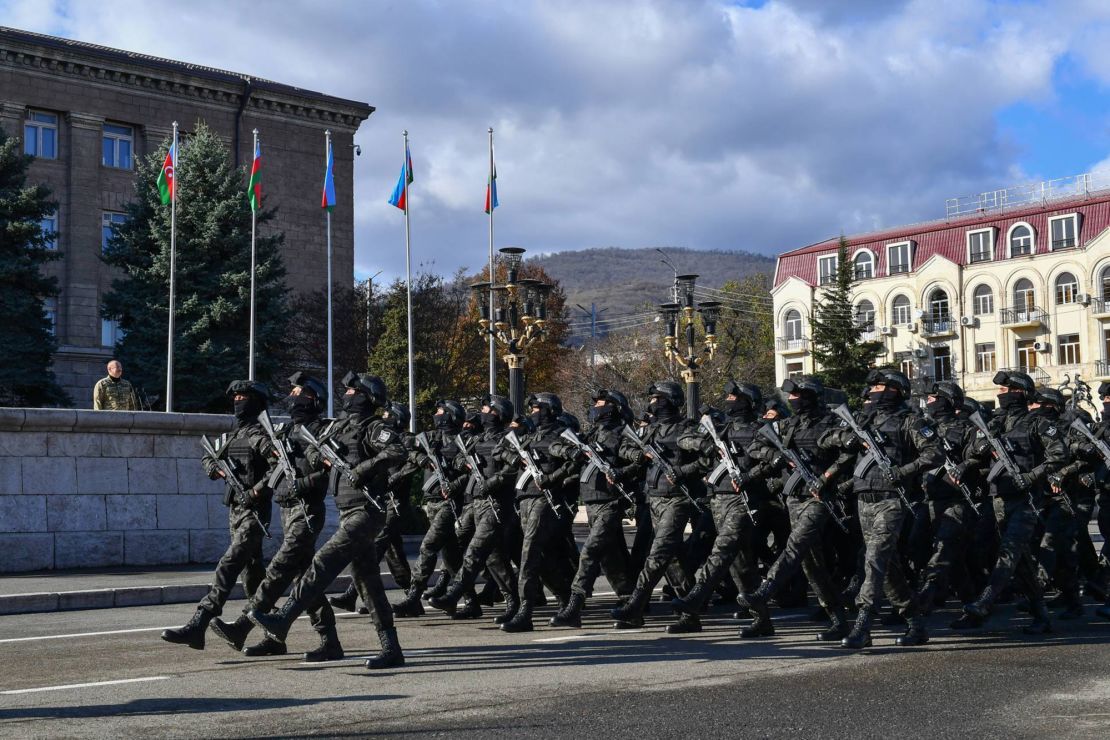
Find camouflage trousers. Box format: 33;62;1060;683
856;495;914;613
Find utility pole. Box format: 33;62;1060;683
365;270;382;361
576;302;607;386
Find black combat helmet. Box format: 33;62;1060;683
871;369;911;396
1033;387;1065;409
434;399;466;427
959;397;985;417
781;375;824;401
342;371;388;407
484;394;515;423
724;380;763;407
226;379;270;402
526;392;563;416
288;371;327;412
1098;381;1110;399
647;380;684;408
992;369;1035;394
930;380;965;408
385;401;411;429
558;412;581;433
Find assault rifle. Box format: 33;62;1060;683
832;404;919;519
504;430;566;519
416;432;460;519
934;434;981;516
456;435;500;524
200;433;271;538
619;425;704;512
258;410;314;533
756;424;850;533
968;411;1040;517
559;428;637;509
296;424;384;513
699;415;756;524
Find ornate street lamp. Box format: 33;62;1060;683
470;246;552;413
660;273;721;418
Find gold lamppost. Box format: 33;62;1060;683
660;274;720;418
470;246;552;413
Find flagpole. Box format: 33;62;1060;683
248;128;258;381
487;127;496;396
325;129;335;418
403;130;416;433
165;121;178;412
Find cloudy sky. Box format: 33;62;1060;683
7;0;1110;280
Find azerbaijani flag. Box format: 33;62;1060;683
248;138;262;212
321;140;336;211
157;143;175;205
388;145;414;210
485;151;498;214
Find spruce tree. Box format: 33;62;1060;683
0;125;70;407
102;121;290;412
810;236;884;403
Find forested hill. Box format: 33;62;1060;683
532;247;775;333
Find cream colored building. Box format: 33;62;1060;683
771;176;1110;404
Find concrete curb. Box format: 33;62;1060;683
0;573;402;615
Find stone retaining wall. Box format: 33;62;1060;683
0;408;325;572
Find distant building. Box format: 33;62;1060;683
0;27;373;405
772;173;1110;404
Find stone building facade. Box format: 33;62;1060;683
0;27;373;405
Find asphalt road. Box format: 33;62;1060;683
0;594;1107;738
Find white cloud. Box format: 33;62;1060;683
5;0;1109;280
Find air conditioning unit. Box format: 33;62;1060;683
1033;341;1050;352
913;309;926;319
1078;293;1091;306
880;326;894;336
959;316;977;327
913;348;928;358
907;322;919;333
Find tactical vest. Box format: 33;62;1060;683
221;423;268;500
327;415;373;510
643;419;695;497
853;409;911;494
778;412;834;498
708;418;768;499
580;423;624;504
516;425;572;501
925;417;968;501
274;417;330;505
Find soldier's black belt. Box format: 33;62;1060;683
857;490;906;504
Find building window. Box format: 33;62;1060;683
102;123;134;169
1012;278;1035;311
968;228;994;262
817;255;838;286
853;251;874;280
891;295;912;325
1016;339;1037;373
24;110;58;159
933;346;953;381
40;213;58;250
1048;214;1078;251
928;288;950;319
43;297;57;335
854;299;876;331
1104;327;1110;362
1055;272;1078;305
1100;266;1110;301
887;242;912;275
972;284;994;316
101;211;128;253
975;343;996;373
783;309;803;340
101;317;125;348
785;361;804;379
894;351;916;380
1058;334;1080;365
1008;224;1033;257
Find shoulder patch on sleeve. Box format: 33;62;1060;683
919;426;935;438
376;428;396;444
1044;425;1058;438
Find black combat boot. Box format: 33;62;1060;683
243;635;288;656
366;627;405;669
839;609;872;649
1023;599;1052;635
500;600;534;633
247;599;302;643
962;585;995;620
391;585;427;618
666;613;702;634
425;571;451;601
209;614;254;652
303;624;345;663
550;592;585;628
894;614;929;647
451;598;483;620
670;581;710;617
1096;600;1110;621
739;602;775;638
161;607;213;650
611;587;650;629
1057;593;1085;621
476;579;502;606
328;584;359;612
429;580;467;615
948;612;984;630
736;579;774;611
816;607;851;642
495;594;520;625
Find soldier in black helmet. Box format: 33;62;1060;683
161;380;275;650
737;376;853;641
208;373;344;660
1096;382;1110;621
610;381;711;629
550;389;639;628
249;372;407;670
961;370;1067;635
391;398;469;617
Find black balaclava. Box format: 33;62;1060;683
288;393;318;425
233;394;263;424
479;411;503;430
589;402;617;424
1032;403;1058;420
723;396;754;421
343;391;374;417
868;386;902;410
1103;400;1110;418
925;396;955;421
649;396;681;422
788;393;817;415
530;405;557;429
997;390;1026;411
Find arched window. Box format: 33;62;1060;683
1010;224;1033;256
1100;265;1110;301
1013;278;1035;310
854;300;875;330
972;284;994;316
928;288;950;319
1055;272;1078;305
891;295;912;325
853;251;874;280
783;309;803;340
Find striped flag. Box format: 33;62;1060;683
321;139;336;211
248;138;262;212
485;148;498;214
157;143;175;205
388;145;414;210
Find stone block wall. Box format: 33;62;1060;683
0;408;333;572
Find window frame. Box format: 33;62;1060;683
1005;222;1034;258
43;297;58;336
891;294;912;326
854;299;876;331
102;123;135;170
967;227;996;262
40;212;58;250
975;342;996;373
1054;272;1078;305
852;250;874;281
783;309;803;340
24;109;59;159
886;241;913;275
101;211;128;253
1058;333;1081;365
971;284;994;316
1048;213;1079;251
932;346;953;381
785;361;804;380
1012;278;1035;311
817;254;838;286
101;317;125;348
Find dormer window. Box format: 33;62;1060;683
887;241;912;275
1048;213;1079;251
817;254;838;286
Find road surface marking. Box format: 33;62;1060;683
533;633;611;643
0;614;327;644
1;676;169;695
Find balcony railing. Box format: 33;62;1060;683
1001;365;1050;385
888;264;910;275
1096;360;1110;378
999;305;1046;326
776;337;810;353
969;250;992;263
1052;237;1076;251
921;314;954;336
1091;297;1110;315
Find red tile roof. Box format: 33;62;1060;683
774;190;1110;287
